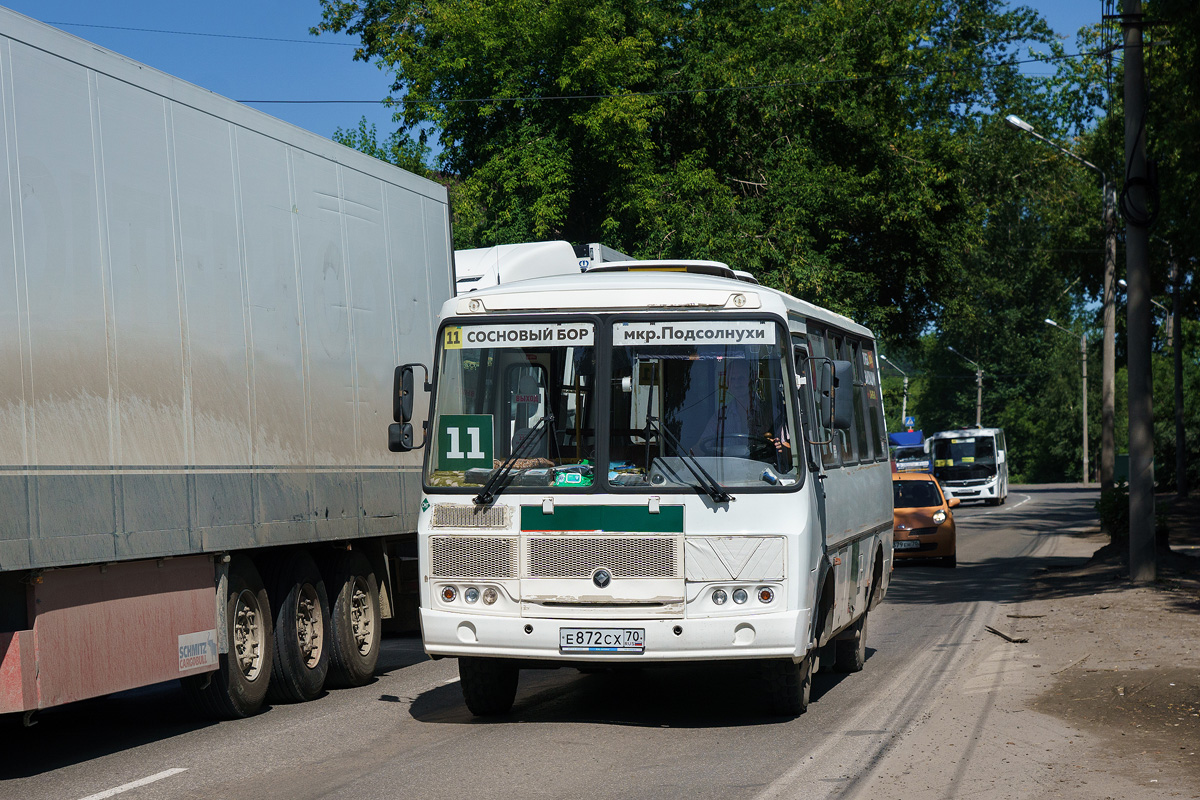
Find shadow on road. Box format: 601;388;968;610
409;656;867;728
0;681;214;779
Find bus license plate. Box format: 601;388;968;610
893;540;921;550
559;627;645;654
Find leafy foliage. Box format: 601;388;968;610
315;0;1198;486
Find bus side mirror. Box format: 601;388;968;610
831;359;854;430
816;359;833;419
388;422;414;452
394;366;415;422
390;363;430;451
996;451;1006;464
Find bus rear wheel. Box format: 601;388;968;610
834;612;868;673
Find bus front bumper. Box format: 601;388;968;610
421;608;808;662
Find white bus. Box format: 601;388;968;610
390;261;893;716
926;427;1009;505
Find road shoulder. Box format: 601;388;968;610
849;518;1200;800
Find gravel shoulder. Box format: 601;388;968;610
851;492;1200;800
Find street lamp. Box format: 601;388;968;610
1004;113;1117;491
1046;318;1089;485
879;354;909;427
946;346;983;427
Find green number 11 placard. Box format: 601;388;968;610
437;414;494;470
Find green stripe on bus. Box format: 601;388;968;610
520;505;684;533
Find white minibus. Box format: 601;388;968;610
926;427;1009;505
390;261;893;716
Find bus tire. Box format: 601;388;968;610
265;551;332;703
762;655;811;716
182;555;273;719
834;612;868;673
323;550;381;689
459;657;519;716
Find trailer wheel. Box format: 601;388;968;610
265;551;332;703
761;655;811;716
182;556;274;719
323;550;381;688
459;657;519;716
834;611;868;673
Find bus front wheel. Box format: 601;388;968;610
459;657;519;716
762;655;811;716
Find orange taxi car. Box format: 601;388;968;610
893;472;959;567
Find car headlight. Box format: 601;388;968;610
933;509;947;525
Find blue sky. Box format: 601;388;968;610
4;1;1102;144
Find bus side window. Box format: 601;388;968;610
829;332;855;465
850;339;870;462
793;341;820;468
807;327;840;470
861;341;887;460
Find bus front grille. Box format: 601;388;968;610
429;536;518;578
524;536;681;579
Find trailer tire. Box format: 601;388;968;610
762;655;811;716
834;611;868;673
323;550;381;689
182;556;273;719
265;551;332;703
459;657;519;716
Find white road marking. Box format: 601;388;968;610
977;493;1031;516
77;768;188;800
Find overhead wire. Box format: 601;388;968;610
45;20;357;46
39;16;1109;107
238;50;1110;106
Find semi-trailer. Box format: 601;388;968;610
0;8;453;720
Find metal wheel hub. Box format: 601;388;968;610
233;589;265;681
349;577;375;656
295;584;324;668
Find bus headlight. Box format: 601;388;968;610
464;587;480;603
482;587;498;605
712;589;728;605
732;588;749;604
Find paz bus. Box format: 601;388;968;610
926;427;1009;505
389;261;893;716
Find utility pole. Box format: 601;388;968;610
974;365;982;428
1047;318;1090;484
1102;187;1117;490
947;347;983;427
1123;0;1155;581
880;355;910;427
1081;330;1089;484
1171;253;1186;497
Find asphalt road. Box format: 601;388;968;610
0;485;1100;800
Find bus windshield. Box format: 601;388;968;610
931;436;997;479
426;321;597;489
607;320;799;489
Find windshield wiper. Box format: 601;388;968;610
645;415;731;503
474;413;554;506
